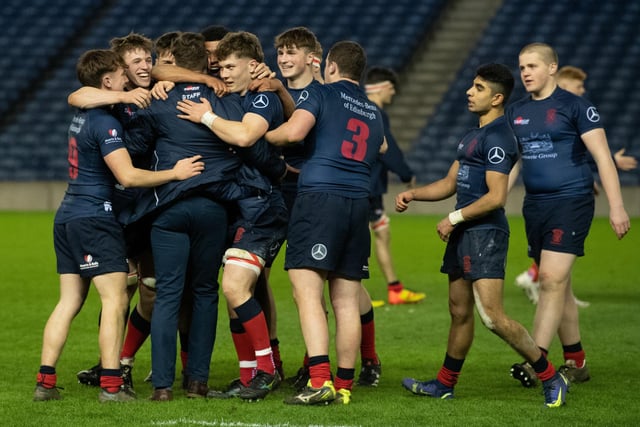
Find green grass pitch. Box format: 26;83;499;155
1;211;638;426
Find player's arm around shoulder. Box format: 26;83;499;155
266;108;316;147
104;149;204;188
68;86;150;109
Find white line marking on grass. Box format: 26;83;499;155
151;418;361;427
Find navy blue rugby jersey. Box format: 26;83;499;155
506;87;603;200
282;79;323;171
110;102;153;219
235;90;286;183
295;80;385;198
55;107;126;223
125;83;249;205
454;115;518;232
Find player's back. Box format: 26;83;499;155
298;80;384;198
56;107;127;223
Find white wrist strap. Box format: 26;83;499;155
201;111;218;128
448;209;465;225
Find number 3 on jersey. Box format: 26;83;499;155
341;118;369;161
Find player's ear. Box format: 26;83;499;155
327;60;337;76
305;51;314;66
492;92;504;107
102;74;112;89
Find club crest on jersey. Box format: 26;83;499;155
465;138;478;156
80;254;99;270
545;108;557;125
234;227;245;243
551;228;564;245
104;129;122;145
252;93;270;109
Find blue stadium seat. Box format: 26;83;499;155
1;0;446;180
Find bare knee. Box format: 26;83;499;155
449;302;474;326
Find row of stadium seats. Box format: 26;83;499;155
0;0;444;180
0;0;106;117
409;0;640;185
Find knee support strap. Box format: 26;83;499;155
370;213;390;231
127;272;139;286
140;277;157;289
223;248;265;277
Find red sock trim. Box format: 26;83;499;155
232;330;256;385
309;362;332;388
537;361;556;382
271;341;282;371
37;373;57;388
388;281;403;292
242;311;274;374
436;366;459;388
360;319;377;361
100;374;123;393
120;314;150;359
334;376;353;391
564;350;586;368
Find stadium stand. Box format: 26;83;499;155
1;1;638;185
0;0;105;118
0;0;444;180
409;0;640;185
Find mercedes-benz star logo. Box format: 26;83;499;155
296;90;309;106
311;243;327;260
252;93;269;109
586;106;600;123
487;146;506;164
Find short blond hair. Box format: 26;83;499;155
557;65;587;82
520;42;558;65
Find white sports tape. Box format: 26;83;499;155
370;214;390;231
448;209;465;225
239;360;258;368
201;111;218;129
223;248;265;277
473;287;495;330
127;273;138;286
141;277;157;289
255;347;273;357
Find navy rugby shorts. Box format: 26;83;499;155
54;217;128;277
523;195;594;262
285;192;370;280
441;227;509;281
